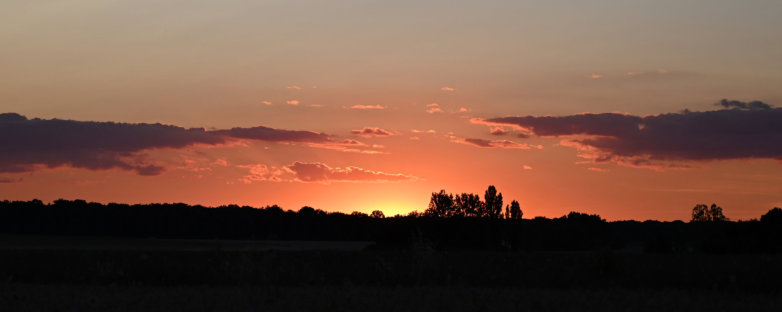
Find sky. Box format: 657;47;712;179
2;0;782;220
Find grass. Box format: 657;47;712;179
2;284;780;312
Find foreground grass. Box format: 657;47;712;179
2;284;780;312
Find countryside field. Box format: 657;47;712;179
1;236;781;311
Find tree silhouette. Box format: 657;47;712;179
454;193;482;217
370;210;385;218
425;190;454;217
691;203;727;222
760;207;782;223
508;200;522;220
483;185;503;219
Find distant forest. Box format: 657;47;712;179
2;185;782;253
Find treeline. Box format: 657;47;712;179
1;195;782;253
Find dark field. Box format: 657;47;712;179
1;237;781;311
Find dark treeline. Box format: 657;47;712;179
2;186;782;253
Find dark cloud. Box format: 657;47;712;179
485;100;782;166
351;127;394;137
214;126;330;143
285;161;415;183
0;113;330;176
715;99;772;110
456;137;538;149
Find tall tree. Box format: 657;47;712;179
508;200;523;220
483;185;503;219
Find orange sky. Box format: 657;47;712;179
1;1;782;220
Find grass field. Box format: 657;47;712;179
1;236;780;311
2;284;781;312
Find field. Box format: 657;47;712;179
1;236;781;311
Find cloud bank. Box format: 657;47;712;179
0;113;331;176
484;100;782;167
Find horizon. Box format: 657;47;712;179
2;1;782;221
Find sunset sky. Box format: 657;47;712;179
2;1;782;220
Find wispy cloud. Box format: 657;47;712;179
285;161;416;183
286;85;302;90
350;104;386;110
351;127;394;137
426;107;444;114
452;136;542;149
441;87;455;92
286;100;300;105
490;127;507;136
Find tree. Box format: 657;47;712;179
425;190;455;217
691;203;727;222
508;200;523;220
760;207;782;223
370;210;385;218
454;193;482;217
483;185;503;219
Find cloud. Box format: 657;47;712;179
286;100;300;105
286;85;302;90
459;107;469;113
350;104;386;110
715;99;772;110
351;127;394;137
427;107;444;114
484;100;782;167
0;113;332;176
426;103;440;107
285;161;416;183
238;164;286;183
441;87;455;91
522;165;533;170
454;137;540;149
589;74;603;79
262;100;272;105
489;127;508;136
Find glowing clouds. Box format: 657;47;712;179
0;113;331;176
351;127;394;137
285;162;416;183
485;100;782;168
350;104;386;110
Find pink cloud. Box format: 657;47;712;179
285;161;416;183
262;100;272;105
522;165;533;170
427;107;444;114
490;127;508;136
351;127;394;137
441;87;455;92
350;104;386;110
459;107;469;113
589;74;603;79
286;100;300;105
286;85;302;90
453;137;541;149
